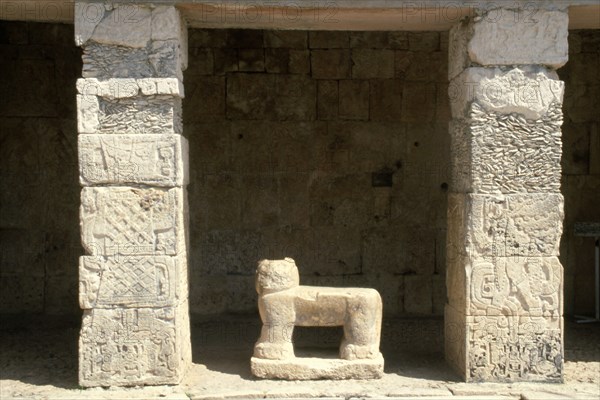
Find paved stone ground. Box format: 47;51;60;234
0;316;598;399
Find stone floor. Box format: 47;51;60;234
0;315;598;400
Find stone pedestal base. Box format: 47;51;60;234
250;353;384;380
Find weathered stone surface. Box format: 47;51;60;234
351;49;394;79
79;134;188;186
79;301;191;386
404;275;433;315
470;9;568;69
311;49;351;79
338;80;369;120
251;353;384;380
449;104;563;194
309;31;349;49
449;9;568;79
78;95;182;135
445;305;563;382
80;187;187;256
79;254;188;309
317;80;338;120
252;258;383;379
78;4;151;48
401;82;436;122
152;6;182;42
369;79;403;121
226;74;316;120
264;30;307;49
450;67;564;120
447;193;564;259
77;78;184;99
82;40;185;80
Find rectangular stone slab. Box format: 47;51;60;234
448;9;568;79
447;193;564;259
79;301;191;387
80;187;188;256
250;353;384;380
79;254;188;309
445;305;563;383
79;134;188;187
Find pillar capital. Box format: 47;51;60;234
449;7;569;80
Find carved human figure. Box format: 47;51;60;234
253;258;382;361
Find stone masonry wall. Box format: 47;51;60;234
184;29;451;317
0;21;82;315
559;30;600;316
0;22;598;318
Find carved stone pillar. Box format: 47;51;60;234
74;2;191;386
445;7;568;382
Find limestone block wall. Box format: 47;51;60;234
558;30;600;316
0;21;82;315
184;29;451;317
0;21;598;322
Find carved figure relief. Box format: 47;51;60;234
79;135;186;186
79;306;184;386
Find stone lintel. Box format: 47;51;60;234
251;353;384;380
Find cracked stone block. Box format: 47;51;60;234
449;103;563;194
445;305;563;382
79;301;191;386
79;254;188;309
80;187;187;257
79;134;188;186
449;67;564;121
448;8;568;79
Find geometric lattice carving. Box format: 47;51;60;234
79;255;187;309
80;187;187;256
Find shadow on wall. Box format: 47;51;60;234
558;29;600;317
0;21;82;316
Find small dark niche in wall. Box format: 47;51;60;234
372;171;393;187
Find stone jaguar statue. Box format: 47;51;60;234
253;257;383;361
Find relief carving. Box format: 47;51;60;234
468;315;562;382
79;305;187;386
79;134;188;186
80;187;186;256
79;255;186;309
